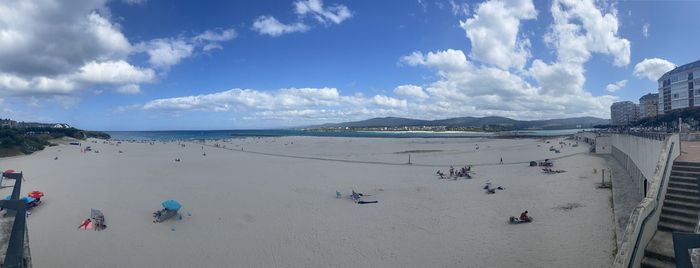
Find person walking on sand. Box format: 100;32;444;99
500;157;503;164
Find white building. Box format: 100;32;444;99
657;60;700;114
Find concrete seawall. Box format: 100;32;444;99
610;134;669;198
611;134;679;268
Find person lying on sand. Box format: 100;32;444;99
436;170;445;179
351;190;378;204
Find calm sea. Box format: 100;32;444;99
106;129;586;141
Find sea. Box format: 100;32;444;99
106;129;587;141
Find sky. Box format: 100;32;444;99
0;0;698;130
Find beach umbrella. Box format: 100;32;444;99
3;169;14;174
161;199;182;211
28;191;44;199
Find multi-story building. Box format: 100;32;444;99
657;60;700;114
639;93;659;118
611;101;639;125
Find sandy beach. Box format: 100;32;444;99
0;136;615;267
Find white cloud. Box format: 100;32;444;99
642;23;650;38
372;95;407;109
252;0;351;37
252;16;310;36
294;0;352;24
459;0;537;70
633;58;676;81
605;79;627;92
143;87;346;111
546;0;631;67
393;85;429;100
136;87;412;123
135;39;194;69
77;60;155;84
115;84;141;94
0;0;235;97
193;28;237;42
0;2;130;77
449;0;469;16
202;43;223;51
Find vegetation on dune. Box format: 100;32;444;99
0;126;111;157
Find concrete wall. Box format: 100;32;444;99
612;134;680;268
574;132;597;145
610;134;670;197
595;136;611;154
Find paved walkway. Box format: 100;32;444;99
600;154;642;247
678;141;700;162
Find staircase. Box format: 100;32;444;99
641;160;700;268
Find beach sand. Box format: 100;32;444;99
0;137;615;267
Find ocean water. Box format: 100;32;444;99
106;129;586;141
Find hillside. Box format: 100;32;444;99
307;116;608;130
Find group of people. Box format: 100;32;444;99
437;165;472;179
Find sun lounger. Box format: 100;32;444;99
153;209;181;223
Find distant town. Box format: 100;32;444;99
0;119;71;129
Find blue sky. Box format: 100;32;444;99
0;0;697;130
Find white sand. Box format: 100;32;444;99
0;137;615;267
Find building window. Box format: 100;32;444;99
690;82;694;89
690;72;694;80
673;93;679;98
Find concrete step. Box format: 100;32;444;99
671;170;700;178
641;256;675;268
667;186;699;196
675;161;700;167
644;231;675;263
664;198;700;211
673;165;700;172
666;193;700;204
658;220;695;232
662;206;700;218
668;180;698;190
660;213;697;226
670;175;699;185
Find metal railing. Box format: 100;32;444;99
627;141;675;268
0;172;29;268
626;132;671;141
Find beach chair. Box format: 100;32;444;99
153;209;181;223
91;209;106;230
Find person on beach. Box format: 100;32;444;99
449;166;454;177
78;218;92;229
520;211;530;221
500;157;503;164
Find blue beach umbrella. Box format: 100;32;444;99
162;199;182;211
21;196;35;204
